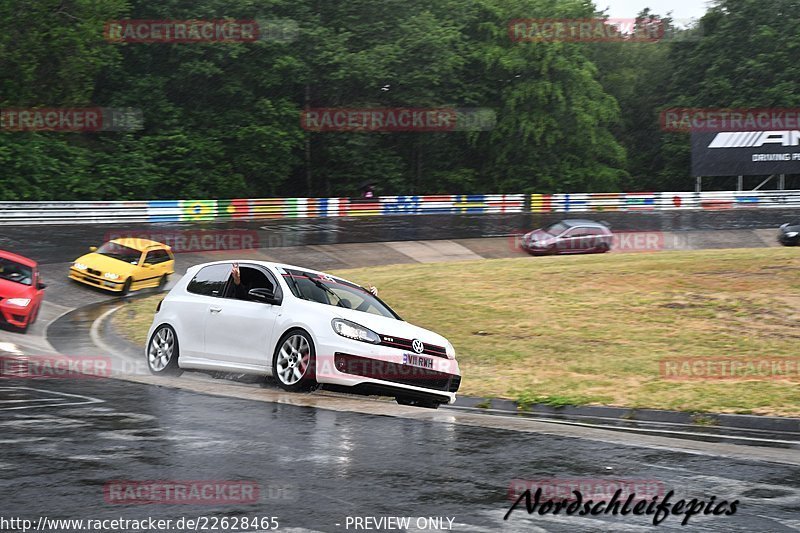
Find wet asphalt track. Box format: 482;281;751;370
43;297;800;449
1;212;800;532
1;377;800;532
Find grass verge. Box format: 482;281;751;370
113;248;800;416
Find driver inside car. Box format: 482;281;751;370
230;262;273;300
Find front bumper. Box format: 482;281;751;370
69;268;125;291
313;337;461;404
0;303;33;328
523;242;552;254
334;352;460;391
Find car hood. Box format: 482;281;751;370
526;229;554;242
0;277;34;299
330;306;450;347
528;229;555;243
73;253;139;276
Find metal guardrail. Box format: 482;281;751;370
0;191;798;225
531;190;800;212
0;195;524;225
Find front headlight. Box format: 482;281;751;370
445;341;456;359
7;298;31;307
73;262;88;270
786;231;798;238
331;318;380;344
104;273;120;280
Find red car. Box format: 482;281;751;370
0;250;46;332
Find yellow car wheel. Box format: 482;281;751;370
121;277;132;296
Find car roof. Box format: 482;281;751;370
110;237;169;251
190;260;341;281
0;249;37;267
560;219;607;227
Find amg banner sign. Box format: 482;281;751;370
691;130;800;176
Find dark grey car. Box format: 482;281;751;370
522;219;613;255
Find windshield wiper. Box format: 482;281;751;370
285;273;304;300
301;273;345;307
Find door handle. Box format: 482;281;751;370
209;306;222;313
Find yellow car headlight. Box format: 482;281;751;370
73;262;88;270
104;273;120;280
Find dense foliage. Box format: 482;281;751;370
0;0;795;200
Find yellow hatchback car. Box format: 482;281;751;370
69;238;175;295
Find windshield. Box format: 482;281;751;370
281;269;400;319
96;242;142;264
0;258;33;286
544;222;569;236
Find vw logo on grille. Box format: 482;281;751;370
411;339;424;354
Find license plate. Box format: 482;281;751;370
402;353;433;369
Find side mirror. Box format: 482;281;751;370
89;246;98;252
37;282;47;290
248;288;281;305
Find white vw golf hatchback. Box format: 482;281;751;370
145;260;461;408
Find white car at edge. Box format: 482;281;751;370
145;260;461;408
